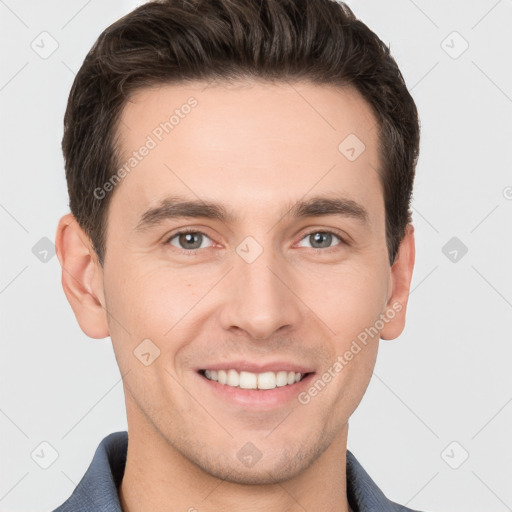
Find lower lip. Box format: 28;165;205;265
197;371;315;408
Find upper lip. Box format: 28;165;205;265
197;361;315;374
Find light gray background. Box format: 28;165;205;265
1;1;511;511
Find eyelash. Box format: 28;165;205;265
164;227;348;256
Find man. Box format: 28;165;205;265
53;0;422;510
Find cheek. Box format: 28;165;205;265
301;265;385;408
104;264;207;370
105;261;190;326
306;264;388;341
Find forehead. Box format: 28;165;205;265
111;79;383;230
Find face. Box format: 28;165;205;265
57;79;414;485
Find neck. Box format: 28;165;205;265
119;416;352;512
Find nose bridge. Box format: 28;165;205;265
220;237;301;339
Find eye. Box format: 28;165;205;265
296;230;346;250
164;228;347;255
165;229;214;252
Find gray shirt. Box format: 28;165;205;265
52;431;425;512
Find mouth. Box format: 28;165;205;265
198;368;312;390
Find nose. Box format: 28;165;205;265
218;246;303;340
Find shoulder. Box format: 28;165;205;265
346;449;429;512
51;431;128;512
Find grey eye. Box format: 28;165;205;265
168;231;212;250
297;231;342;249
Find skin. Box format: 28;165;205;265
55;79;415;512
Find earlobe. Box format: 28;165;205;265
379;223;416;341
55;213;110;339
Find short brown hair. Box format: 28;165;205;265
62;0;420;266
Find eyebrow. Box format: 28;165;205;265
134;194;369;232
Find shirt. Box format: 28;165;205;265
52;431;425;512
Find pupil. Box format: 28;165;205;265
312;232;331;248
180;232;201;249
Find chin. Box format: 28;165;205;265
188;438;327;485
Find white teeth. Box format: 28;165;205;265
276;371;288;387
240;371;257;389
227;369;239;387
203;369;305;390
258;371;276;390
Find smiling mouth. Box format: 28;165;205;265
198;369;312;390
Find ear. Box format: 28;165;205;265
380;223;415;341
55;213;110;339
